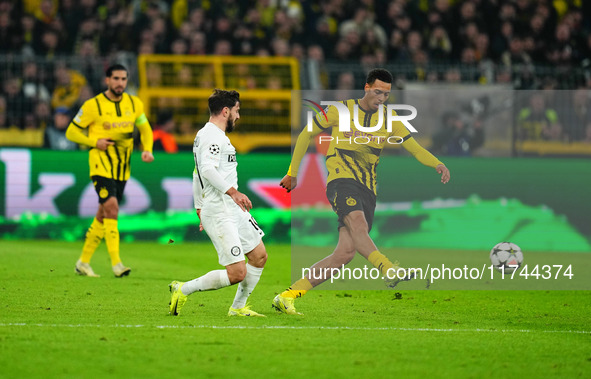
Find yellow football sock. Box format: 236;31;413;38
368;250;396;276
80;218;105;263
103;218;121;266
281;277;313;299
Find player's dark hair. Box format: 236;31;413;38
208;89;240;116
105;64;128;77
366;68;393;85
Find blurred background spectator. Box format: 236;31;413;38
0;0;587;88
558;88;591;142
43;106;78;150
152;110;179;153
431;110;485;156
517;93;561;141
0;0;589;154
51;63;87;109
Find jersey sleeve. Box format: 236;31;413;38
72;100;97;128
65;100;99;147
388;111;412;142
132;96;154;152
288;105;339;176
388;109;443;168
313;104;339;131
400;132;443;168
192;169;204;209
197;132;232;194
199;133;223;169
133;96;149;126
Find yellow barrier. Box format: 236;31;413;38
518;141;591;155
0;128;44;147
137;55;299;152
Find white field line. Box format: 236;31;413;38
0;322;588;334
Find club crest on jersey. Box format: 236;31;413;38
99;187;109;198
231;246;241;256
209;144;220;155
228;154;236;162
346;197;357;206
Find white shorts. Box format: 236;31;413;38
200;205;265;267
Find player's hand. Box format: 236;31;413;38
142;151;154;163
227;188;252;212
196;209;204;231
279;175;297;193
96;138;115;151
436;164;450;184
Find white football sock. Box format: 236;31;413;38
231;264;264;309
181;269;231;296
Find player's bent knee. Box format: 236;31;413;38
246;243;267;268
226;264;247;284
250;250;267;267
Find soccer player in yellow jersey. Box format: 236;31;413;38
66;64;155;278
273;69;450;314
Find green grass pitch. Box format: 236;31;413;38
0;240;589;378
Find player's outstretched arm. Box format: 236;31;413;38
281;117;328;192
402;136;450;184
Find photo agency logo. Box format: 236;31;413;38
303;99;419;145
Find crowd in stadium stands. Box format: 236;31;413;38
0;0;590;145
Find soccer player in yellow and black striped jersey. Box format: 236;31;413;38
66;64;154;278
272;69;451;315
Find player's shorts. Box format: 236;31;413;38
200;204;265;267
326;178;377;231
91;176;126;204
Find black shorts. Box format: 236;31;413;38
326;178;377;231
92;176;126;204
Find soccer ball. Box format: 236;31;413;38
490;242;524;274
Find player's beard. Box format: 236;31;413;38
226;115;236;133
110;86;124;97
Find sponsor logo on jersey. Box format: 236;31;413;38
228;154;236;162
103;121;134;130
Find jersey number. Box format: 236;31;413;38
248;216;260;231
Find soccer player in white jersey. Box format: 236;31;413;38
168;89;268;317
